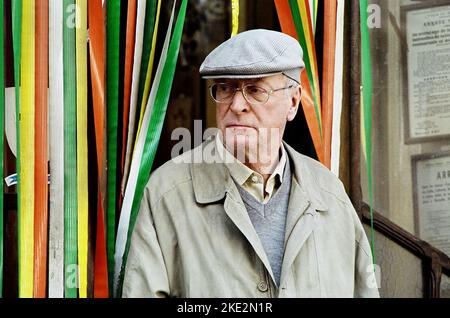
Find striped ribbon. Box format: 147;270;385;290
0;0;4;298
360;0;376;266
88;0;109;298
48;0;65;298
106;0;121;296
120;0;149;200
19;0;35;298
115;0;187;296
119;0;137;210
330;0;345;176
134;0;161;142
76;0;88;298
275;0;324;163
231;0;239;37
34;0;49;298
321;0;337;169
63;0;78;298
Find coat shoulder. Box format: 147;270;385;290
303;156;346;196
144;145;200;202
286;146;350;206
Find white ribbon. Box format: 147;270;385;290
48;0;65;298
121;0;147;195
331;0;345;176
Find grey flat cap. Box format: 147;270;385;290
200;29;304;83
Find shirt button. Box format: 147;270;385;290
257;281;268;292
251;175;259;183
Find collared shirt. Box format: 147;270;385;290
215;133;287;204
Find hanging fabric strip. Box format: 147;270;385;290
114;0;180;295
134;0;161;142
307;0;318;35
330;0;345;176
360;0;376;266
120;0;148;199
63;0;78;298
12;0;22;213
321;0;337;170
307;0;313;33
313;0;318;32
119;0;137;209
132;0;157;146
88;0;108;298
0;0;4;298
292;0;322;132
124;0;187;296
106;0;121;295
19;0;35;298
48;0;65;298
231;0;239;37
76;0;88;298
274;0;324;163
34;0;49;298
12;0;23;298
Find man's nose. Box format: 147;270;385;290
229;89;249;113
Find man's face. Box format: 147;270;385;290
215;74;301;163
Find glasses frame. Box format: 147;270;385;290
209;82;296;105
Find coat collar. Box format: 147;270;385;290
191;137;329;213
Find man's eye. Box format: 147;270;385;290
218;85;233;93
246;85;265;95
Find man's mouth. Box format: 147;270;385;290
226;124;255;129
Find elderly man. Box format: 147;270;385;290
122;29;379;297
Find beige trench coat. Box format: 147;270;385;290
122;138;380;298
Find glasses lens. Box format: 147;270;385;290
243;85;269;104
211;83;235;102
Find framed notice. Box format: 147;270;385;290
412;151;450;257
401;2;450;143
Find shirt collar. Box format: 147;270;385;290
191;137;329;212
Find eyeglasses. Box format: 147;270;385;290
209;82;295;106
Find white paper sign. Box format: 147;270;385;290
414;154;450;256
406;5;450;140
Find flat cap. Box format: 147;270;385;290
199;29;304;83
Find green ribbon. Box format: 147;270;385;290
0;0;4;298
359;0;376;266
63;0;78;298
11;0;22;296
106;0;121;296
118;0;187;296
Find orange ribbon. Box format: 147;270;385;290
88;0;109;298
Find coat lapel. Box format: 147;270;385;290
279;143;329;288
223;182;276;284
280;177;318;287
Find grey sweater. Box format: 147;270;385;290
235;159;291;286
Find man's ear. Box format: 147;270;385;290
287;85;302;122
